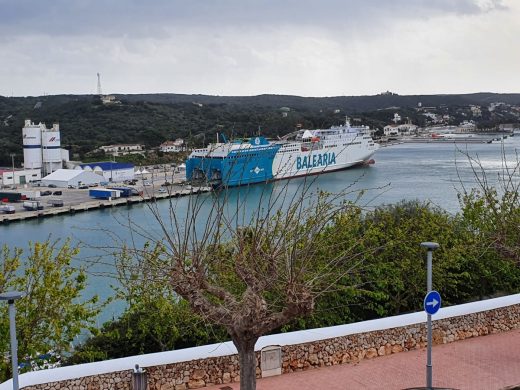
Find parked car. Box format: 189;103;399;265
67;185;76;189
40;190;52;196
78;185;89;189
48;184;57;188
52;190;62;195
143;181;152;186
158;188;167;193
161;182;171;187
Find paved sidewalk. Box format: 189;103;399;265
205;329;520;390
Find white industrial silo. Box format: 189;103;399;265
41;123;62;174
22;120;43;169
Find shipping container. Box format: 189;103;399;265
0;192;22;202
89;189;121;200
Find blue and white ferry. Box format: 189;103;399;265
186;119;379;187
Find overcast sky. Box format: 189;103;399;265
0;0;518;97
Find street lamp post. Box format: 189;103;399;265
10;153;16;188
0;291;25;390
420;242;439;390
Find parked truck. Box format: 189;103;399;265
0;192;22;203
23;200;43;211
89;189;121;200
20;190;40;200
107;187;140;197
48;199;64;207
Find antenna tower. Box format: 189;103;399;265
97;73;102;96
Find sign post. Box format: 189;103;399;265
420;242;440;390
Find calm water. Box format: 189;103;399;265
1;138;519;323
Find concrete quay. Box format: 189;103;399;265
0;185;212;224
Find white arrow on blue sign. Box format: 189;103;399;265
424;290;442;315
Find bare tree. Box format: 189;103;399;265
100;134;381;390
108;175;373;390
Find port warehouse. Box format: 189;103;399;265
41;169;105;188
0;168;41;187
39;163;135;188
77;162;135;182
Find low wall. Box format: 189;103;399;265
5;294;520;390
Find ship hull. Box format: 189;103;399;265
186;124;379;187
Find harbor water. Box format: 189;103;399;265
1;138;519;323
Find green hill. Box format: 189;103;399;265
1;92;519;166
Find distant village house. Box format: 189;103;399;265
457;121;477;133
160;139;185;153
98;144;144;157
383;122;418;136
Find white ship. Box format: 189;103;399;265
186;119;379;187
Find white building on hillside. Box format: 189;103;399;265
470;105;482;117
99;144;144;157
160;139;185;153
457;121;477;133
383;122;418;136
383;125;399;136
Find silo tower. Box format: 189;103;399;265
41;123;62;175
22;120;43;170
22;119;63;176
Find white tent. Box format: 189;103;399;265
41;169;103;188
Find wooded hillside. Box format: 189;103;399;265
1;92;519;166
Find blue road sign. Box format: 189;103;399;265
424;290;441;315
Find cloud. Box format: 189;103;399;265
0;0;509;38
0;0;516;96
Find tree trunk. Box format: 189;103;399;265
233;336;259;390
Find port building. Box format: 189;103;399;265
22;119;69;176
76;162;135;183
41;169;103;188
0;168;41;187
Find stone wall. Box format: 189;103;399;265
21;303;520;390
26;371;134;390
281;306;520;373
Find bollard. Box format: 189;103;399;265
132;364;148;390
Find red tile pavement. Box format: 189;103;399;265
205;329;520;390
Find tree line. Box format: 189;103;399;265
2;92;520;166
